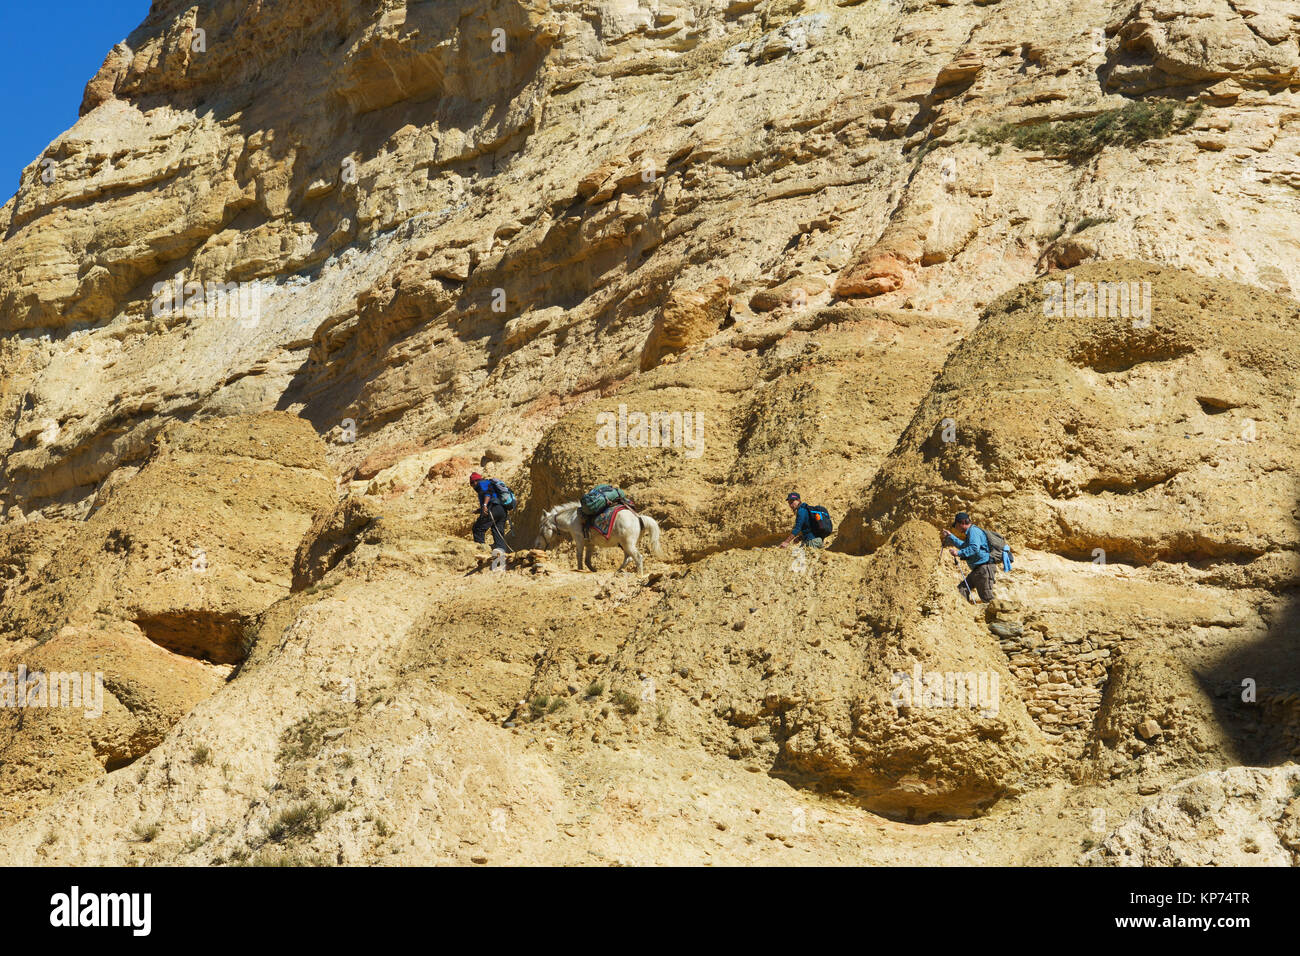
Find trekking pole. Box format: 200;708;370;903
955;556;975;602
491;514;515;554
947;547;971;601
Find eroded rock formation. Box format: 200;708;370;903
1;0;1298;865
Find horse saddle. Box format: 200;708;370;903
587;504;631;539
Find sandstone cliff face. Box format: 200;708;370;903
519;304;956;559
840;261;1300;569
1084;765;1300;866
5;0;1300;522
559;521;1052;821
0;412;334;822
1;0;1298;864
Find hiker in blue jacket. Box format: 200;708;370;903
941;511;996;602
779;492;824;549
469;472;508;550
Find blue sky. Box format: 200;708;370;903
0;1;150;199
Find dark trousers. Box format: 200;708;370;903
473;502;508;549
960;562;996;601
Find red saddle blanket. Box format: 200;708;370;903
588;504;630;539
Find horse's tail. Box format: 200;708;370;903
639;514;664;557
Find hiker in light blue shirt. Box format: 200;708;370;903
941;511;997;603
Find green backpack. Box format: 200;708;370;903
581;484;625;516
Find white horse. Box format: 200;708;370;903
534;502;664;573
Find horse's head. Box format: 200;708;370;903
534;503;582;548
534;507;559;549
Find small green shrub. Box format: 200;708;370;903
972;100;1202;163
238;622;259;660
1072;214;1116;233
247;850;321;867
656;706;670;732
277;709;342;763
267;802;328;844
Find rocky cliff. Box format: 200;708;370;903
0;0;1297;865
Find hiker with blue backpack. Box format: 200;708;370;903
940;511;1010;603
779;493;832;549
469;472;517;551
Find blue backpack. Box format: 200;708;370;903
806;505;833;538
489;479;517;510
